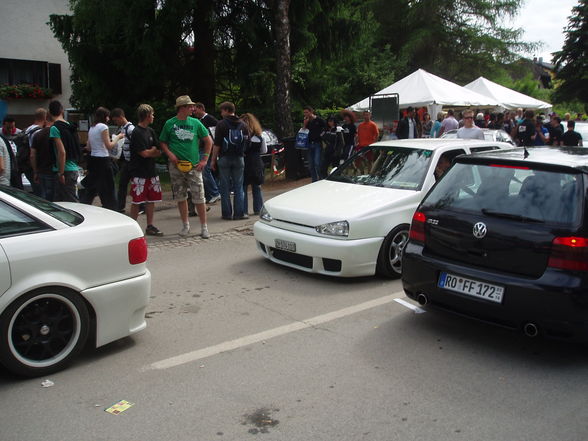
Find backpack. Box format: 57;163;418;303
14;127;42;173
0;134;23;188
222;120;247;156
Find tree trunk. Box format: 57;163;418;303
188;0;216;110
271;0;294;139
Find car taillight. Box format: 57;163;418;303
409;211;426;244
548;237;588;271
128;237;148;265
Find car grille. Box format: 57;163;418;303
270;248;313;268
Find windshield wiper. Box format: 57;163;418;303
481;209;544;223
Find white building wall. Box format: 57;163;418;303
0;0;73;116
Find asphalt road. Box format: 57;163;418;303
1;221;588;440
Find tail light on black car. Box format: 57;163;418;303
410;211;426;244
548;237;588;271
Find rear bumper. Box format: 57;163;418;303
402;243;588;340
82;270;151;347
253;221;382;277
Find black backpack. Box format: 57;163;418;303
222;120;247;156
0;134;23;188
14;127;42;173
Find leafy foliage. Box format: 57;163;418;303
553;0;588;112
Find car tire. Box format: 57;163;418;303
0;288;90;377
376;225;410;278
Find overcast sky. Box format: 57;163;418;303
506;0;578;63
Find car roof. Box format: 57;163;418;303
456;146;588;173
372;138;510;151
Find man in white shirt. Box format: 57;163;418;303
457;110;485;140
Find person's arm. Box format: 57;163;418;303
30;147;39;183
54;137;66;185
160;141;178;165
210;144;220;171
373;123;380;143
196;135;212;171
101;127;123;150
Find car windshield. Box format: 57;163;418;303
422;163;582;226
328;146;434;190
0;185;84;226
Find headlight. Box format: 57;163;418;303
315;220;349;237
260;206;273;222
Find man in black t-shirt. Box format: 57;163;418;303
549;117;564;146
561;120;583;147
129;104;164;236
193;102;220;205
303;106;326;182
516;110;536;147
31;117;57;201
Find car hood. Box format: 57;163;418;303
264;180;418;225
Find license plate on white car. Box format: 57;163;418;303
438;272;504;303
275;239;296;252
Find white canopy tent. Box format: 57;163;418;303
348;69;500;118
464;76;551;111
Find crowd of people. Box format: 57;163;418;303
0;96;267;238
393;105;584;147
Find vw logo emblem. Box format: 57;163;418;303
473;222;487;239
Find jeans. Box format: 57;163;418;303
218;155;245;219
38;173;57;201
56;170;79;202
307;142;322;182
202;161;220;201
243;182;263;214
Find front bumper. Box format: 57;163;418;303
82;270;151;347
253;221;382;277
402;243;588;340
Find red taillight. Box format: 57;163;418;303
548;236;588;271
409;211;426;244
128;237;148;265
488;163;530;170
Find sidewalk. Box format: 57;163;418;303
133;177;311;244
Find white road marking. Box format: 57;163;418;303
394;298;426;314
148;291;405;370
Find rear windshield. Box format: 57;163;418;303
328;146;433;190
422;163;583;226
1;185;84;226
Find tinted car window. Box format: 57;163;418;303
328;146;433;190
0;185;83;226
0;201;48;236
423;163;582;226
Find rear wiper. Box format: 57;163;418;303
481;209;544;223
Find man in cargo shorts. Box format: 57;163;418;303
160;95;213;238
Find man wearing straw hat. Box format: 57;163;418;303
160;95;213;238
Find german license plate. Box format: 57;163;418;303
438;272;504;303
275;239;296;252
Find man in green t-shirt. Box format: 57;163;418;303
48;100;81;202
160;95;213;238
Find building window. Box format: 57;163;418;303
0;58;62;94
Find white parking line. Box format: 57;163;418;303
394;298;426;314
147;291;405;371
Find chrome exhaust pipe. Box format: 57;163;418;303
416;293;429;306
523;322;539;338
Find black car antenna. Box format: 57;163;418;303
524;146;529;159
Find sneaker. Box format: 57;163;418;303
235;214;250;220
208;195;221;204
179;224;190;237
146;225;164;237
201;226;210;239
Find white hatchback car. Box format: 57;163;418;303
254;139;512;278
0;186;151;377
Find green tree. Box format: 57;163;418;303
372;0;534;84
553;0;588;112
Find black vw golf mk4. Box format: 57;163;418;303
402;147;588;340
